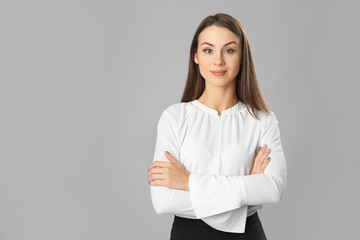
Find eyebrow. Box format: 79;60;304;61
200;41;238;47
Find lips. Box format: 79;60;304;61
210;70;227;76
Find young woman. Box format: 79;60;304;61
147;13;287;240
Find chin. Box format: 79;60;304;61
208;79;233;87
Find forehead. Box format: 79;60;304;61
198;25;239;45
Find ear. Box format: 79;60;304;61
194;52;199;64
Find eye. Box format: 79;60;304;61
203;48;212;54
225;48;235;53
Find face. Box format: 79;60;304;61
194;25;242;87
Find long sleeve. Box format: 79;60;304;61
150;110;197;217
188;112;287;219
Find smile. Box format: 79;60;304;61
210;70;227;76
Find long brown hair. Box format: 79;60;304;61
181;13;271;120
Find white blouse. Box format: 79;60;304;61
150;99;287;233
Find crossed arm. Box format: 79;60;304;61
149;111;287;218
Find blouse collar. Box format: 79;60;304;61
192;99;244;116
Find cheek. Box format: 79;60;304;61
232;61;241;72
197;59;212;74
197;56;212;67
227;57;241;71
198;65;210;79
227;54;240;64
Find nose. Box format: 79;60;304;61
213;51;225;65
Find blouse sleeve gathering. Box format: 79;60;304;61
188;112;287;219
150;110;197;217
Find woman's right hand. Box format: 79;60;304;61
250;144;271;175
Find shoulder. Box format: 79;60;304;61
157;101;194;133
246;107;279;130
162;102;184;116
161;101;195;119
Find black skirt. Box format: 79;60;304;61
170;211;267;240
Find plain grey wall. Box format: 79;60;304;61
1;0;359;239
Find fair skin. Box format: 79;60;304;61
147;25;271;191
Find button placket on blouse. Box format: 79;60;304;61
215;113;222;174
193;100;238;175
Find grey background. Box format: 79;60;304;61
1;0;359;239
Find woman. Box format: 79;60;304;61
147;13;287;240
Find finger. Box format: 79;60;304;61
258;145;271;162
259;149;271;168
251;145;270;174
148;167;167;177
256;146;261;154
257;144;268;157
253;146;262;167
149;161;171;171
256;146;271;171
263;148;271;160
253;145;265;172
149;179;167;187
254;144;267;164
165;151;179;164
252;155;260;173
260;157;271;171
149;173;166;182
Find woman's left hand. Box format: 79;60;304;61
148;151;190;191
